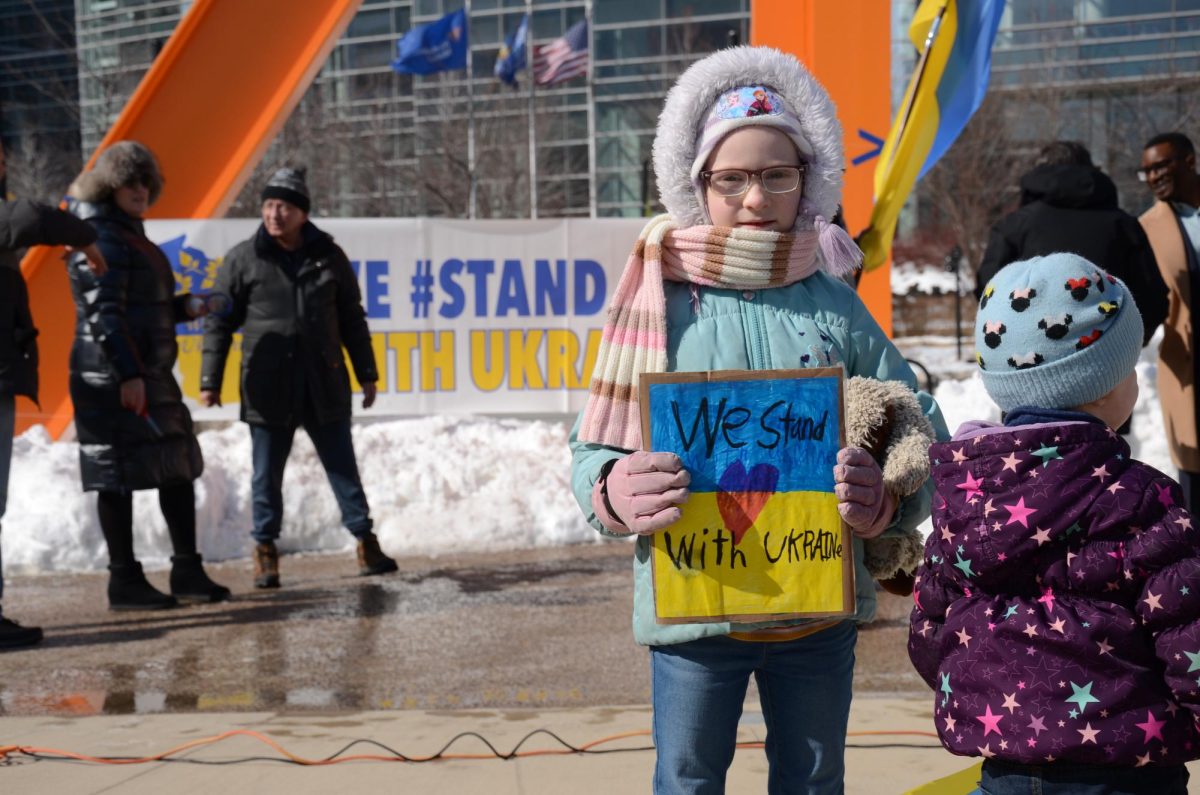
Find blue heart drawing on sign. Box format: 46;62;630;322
716;461;780;544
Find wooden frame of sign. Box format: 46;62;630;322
639;368;854;624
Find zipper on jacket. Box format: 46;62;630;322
742;292;772;370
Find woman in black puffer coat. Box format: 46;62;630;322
66;141;229;610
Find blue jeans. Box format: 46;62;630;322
650;621;857;795
979;758;1189;795
249;417;372;543
0;395;13;611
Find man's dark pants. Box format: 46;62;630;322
248;407;372;543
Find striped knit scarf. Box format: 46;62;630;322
579;213;823;450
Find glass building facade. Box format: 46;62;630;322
67;0;747;218
0;0;81;199
23;1;1200;219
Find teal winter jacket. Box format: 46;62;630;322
569;272;950;647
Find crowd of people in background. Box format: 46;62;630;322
0;141;394;648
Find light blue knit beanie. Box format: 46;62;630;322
974;253;1143;412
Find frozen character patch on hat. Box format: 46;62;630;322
708;86;788;121
983;320;1007;349
1007;352;1044;369
1009;287;1036;312
1037;313;1073;340
1065;276;1093;301
748;89;772;116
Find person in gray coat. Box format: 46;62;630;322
200;168;396;588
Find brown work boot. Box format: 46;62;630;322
252;541;280;589
356;532;398;576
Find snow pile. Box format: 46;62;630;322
3;416;597;574
891;260;967;296
0;340;1177;572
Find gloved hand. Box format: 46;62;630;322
594;452;691;535
834;446;896;539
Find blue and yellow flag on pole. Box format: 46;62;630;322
494;13;529;86
859;0;1006;270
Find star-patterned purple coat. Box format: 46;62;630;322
908;418;1200;767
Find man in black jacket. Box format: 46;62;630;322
974;140;1168;346
199;168;396;588
0;146;108;645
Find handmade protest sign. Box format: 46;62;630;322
639;368;852;624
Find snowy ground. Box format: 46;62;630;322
2;327;1177;576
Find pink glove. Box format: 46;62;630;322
592;452;691;535
834;446;896;539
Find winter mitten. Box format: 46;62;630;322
593;452;691;535
835;446;894;539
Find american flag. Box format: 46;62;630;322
534;19;588;86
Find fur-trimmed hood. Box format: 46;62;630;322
68;141;163;206
652;46;844;234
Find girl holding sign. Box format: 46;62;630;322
570;47;948;793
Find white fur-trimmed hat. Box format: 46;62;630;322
653;46;845;232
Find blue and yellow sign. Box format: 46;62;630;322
640;368;853;624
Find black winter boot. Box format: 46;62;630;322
356;532;399;576
0;617;43;649
108;562;177;611
170;554;232;604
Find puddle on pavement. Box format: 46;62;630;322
410;563;606;594
0;684;591;717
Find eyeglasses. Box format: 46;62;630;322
701;166;805;197
1137;156;1181;182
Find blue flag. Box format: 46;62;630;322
391;9;469;75
494;13;529;86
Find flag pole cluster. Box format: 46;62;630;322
391;9;590;86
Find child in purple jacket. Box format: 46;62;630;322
909;253;1200;795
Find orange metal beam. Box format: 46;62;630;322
752;0;893;335
19;0;363;437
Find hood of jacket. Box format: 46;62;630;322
652;46;844;237
931;419;1133;592
1018;162;1119;211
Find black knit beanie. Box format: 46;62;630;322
261;167;311;213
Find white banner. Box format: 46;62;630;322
147;218;646;420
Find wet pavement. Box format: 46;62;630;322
5;548;1200;793
0;543;926;717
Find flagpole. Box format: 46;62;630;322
584;0;596;218
526;2;537;219
884;0;948;174
465;0;477;219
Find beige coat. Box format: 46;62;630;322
1140;200;1198;471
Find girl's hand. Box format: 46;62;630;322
834;446;895;539
601;451;691;535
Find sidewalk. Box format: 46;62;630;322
1;696;974;794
